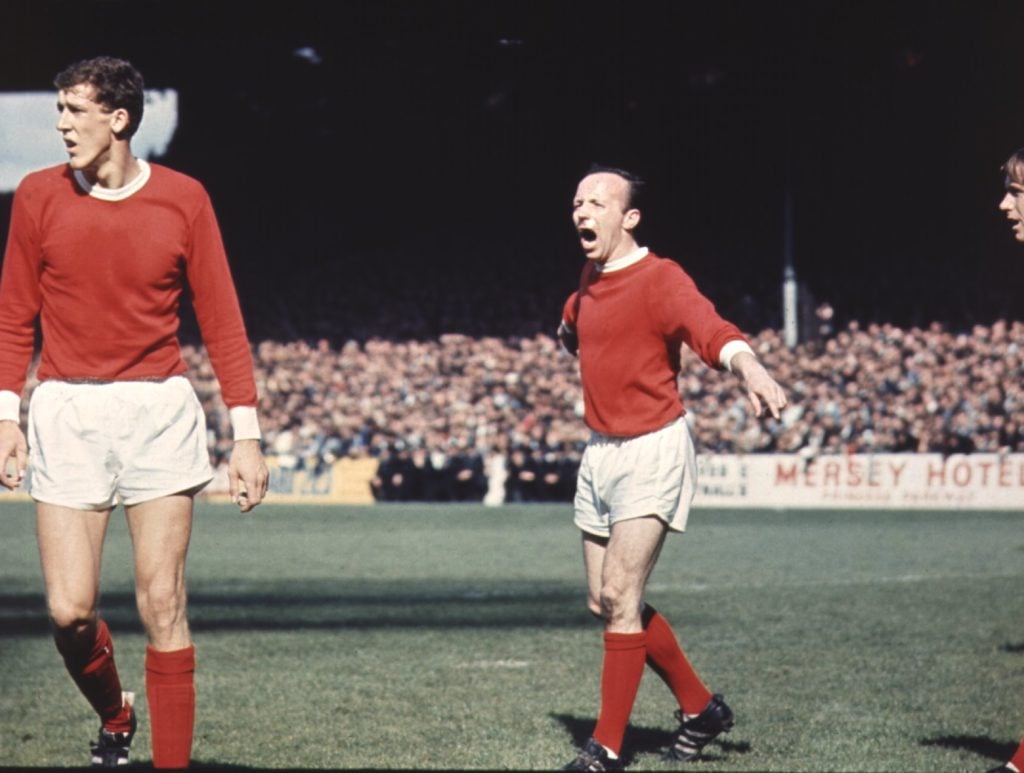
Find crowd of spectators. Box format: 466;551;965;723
184;333;586;504
12;315;1023;504
171;317;1024;504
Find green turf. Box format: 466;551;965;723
2;501;1024;770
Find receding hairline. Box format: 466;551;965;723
578;171;633;190
577;170;642;211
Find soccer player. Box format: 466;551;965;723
989;147;1024;773
558;165;787;771
0;57;268;768
999;148;1024;245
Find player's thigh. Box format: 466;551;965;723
582;532;608;614
36;502;113;625
602;515;668;596
125;493;195;594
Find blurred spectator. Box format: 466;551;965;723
505;445;541;503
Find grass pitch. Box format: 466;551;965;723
2;501;1024;770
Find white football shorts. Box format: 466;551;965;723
27;376;214;510
574;416;697;538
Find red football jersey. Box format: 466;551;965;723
563;252;746;437
0;162;257;409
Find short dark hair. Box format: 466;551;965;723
54;56;145;139
1003;148;1024;188
585;163;645;211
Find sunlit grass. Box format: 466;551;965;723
2;501;1023;770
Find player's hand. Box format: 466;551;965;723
228;438;269;513
0;420;27;490
730;351;787;420
557;320;578;356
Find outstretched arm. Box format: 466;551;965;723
729;351;788;420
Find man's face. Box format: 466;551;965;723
55;83;122;175
999;176;1024;243
572;173;640;263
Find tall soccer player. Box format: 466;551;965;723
0;57;268;768
558;165;787;771
989;147;1024;773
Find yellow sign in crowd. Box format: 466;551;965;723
257;455;380;504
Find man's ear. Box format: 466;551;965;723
623;208;641;231
110;108;130;136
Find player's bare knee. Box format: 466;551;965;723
137;586;186;633
47;601;97;633
600;583;645;627
599;586;626;621
138;592;185;622
586;596;604;619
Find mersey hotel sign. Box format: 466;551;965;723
694;453;1024;510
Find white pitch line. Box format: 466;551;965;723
458;659;531;669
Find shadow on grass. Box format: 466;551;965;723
1001;642;1024;653
920;734;1016;764
0;581;597;636
550;713;750;767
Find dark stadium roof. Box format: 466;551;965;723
3;0;1024;336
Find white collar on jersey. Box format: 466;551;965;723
73;158;151;201
595;246;649;273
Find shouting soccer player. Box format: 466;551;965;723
558;165;787;770
0;57;268;768
989;147;1024;773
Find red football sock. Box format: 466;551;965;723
55;618;131;731
1010;737;1024;770
642;606;712;716
146;645;196;769
592;631;647;756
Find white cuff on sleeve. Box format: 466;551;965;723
720;340;756;372
0;390;21;423
229;406;262;441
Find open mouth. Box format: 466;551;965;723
578;228;597;243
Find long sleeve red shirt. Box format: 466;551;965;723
563;251;747;437
0;162;257;409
